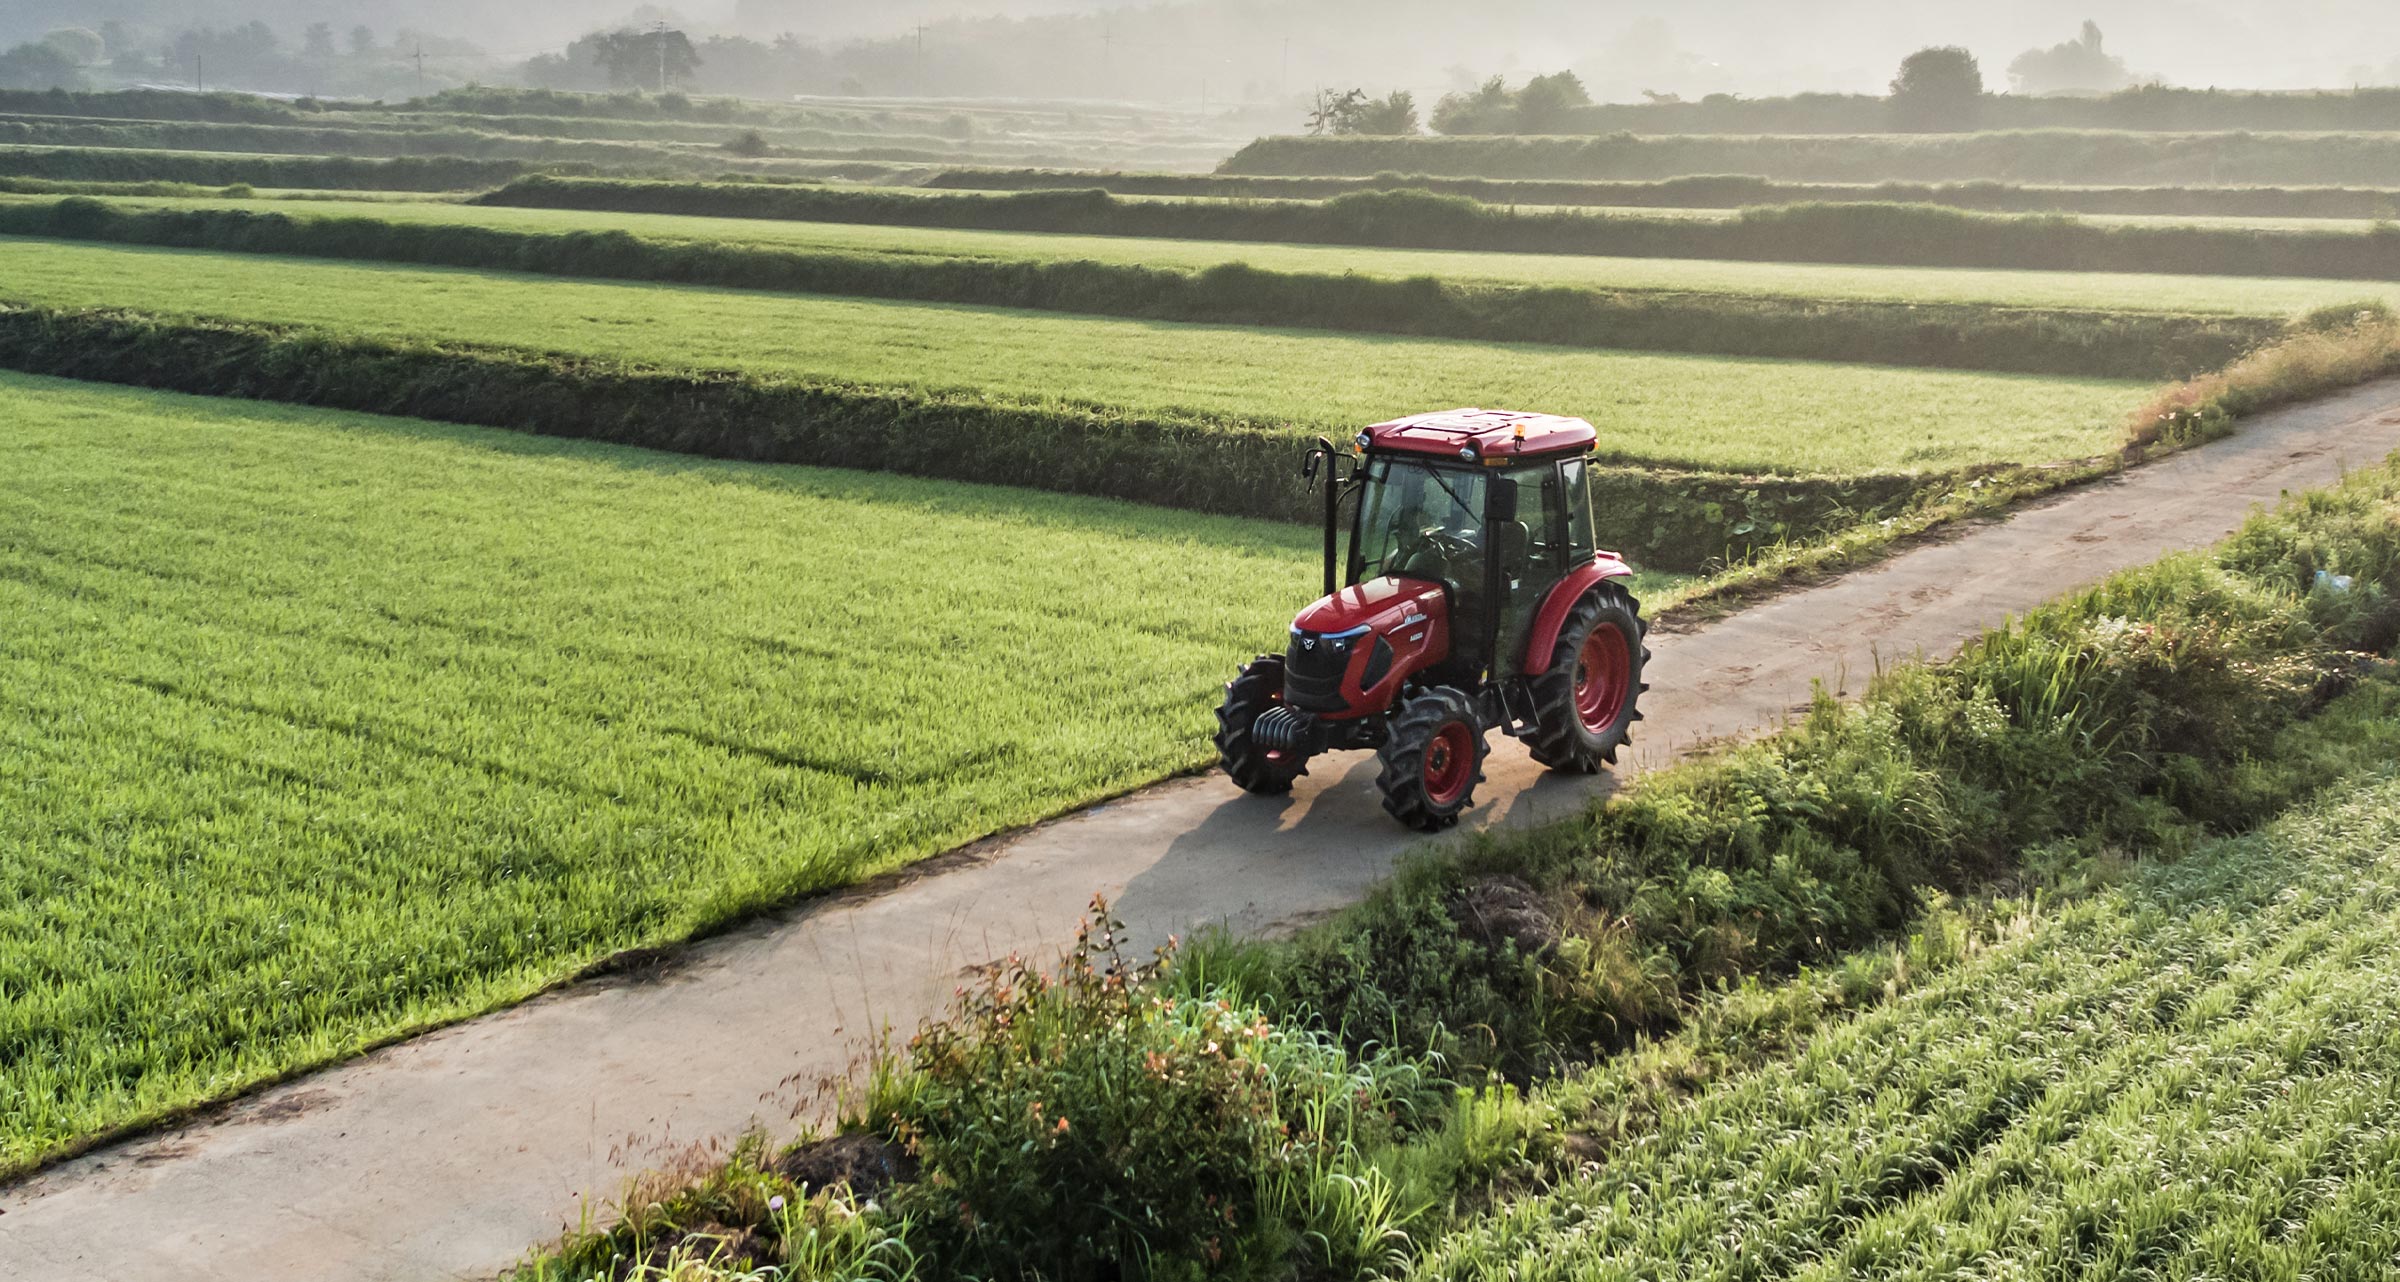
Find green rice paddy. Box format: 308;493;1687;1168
26;191;2400;316
0;235;2145;475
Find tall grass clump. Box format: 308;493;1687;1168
529;906;1447;1282
2130;301;2400;449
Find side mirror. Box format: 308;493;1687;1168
1488;477;1518;524
1303;435;1337;492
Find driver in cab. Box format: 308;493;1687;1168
1387;471;1485;602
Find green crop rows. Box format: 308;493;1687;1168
1;371;1483;1172
34;191;2400;317
1411;764;2400;1280
0;237;2143;476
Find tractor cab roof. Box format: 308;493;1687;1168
1358;408;1598;466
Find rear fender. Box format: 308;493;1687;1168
1521;553;1636;673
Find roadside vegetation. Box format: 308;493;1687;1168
507;445;2400;1282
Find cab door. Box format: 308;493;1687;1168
1487;462;1575;678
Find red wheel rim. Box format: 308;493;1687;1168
1575;625;1631;735
1423;721;1474;807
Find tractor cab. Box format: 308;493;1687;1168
1216;409;1652;831
1344;410;1603;681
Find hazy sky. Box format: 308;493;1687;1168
9;0;2398;97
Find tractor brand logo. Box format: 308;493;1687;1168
1301;637;1317;650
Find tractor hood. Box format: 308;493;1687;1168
1292;576;1446;636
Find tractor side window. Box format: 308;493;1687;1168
1561;458;1596;560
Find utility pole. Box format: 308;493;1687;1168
414;41;426;94
915;24;926;55
195;52;203;92
1281;36;1289;100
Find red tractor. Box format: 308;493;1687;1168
1215;409;1650;831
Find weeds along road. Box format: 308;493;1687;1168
6;379;2400;1281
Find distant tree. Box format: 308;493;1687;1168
723;128;771;156
590;27;701;92
1430;74;1512;133
1349;90;1419;135
2007;21;2135;95
1306;87;1365;135
349;25;377;58
1889;45;1984;131
0;41;85;90
41;27;104;65
1514;70;1590;132
520;50;598;90
1309;87;1418;135
303;22;338;61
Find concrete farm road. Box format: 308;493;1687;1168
7;379;2400;1281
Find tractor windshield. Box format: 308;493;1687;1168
1350;458;1487;591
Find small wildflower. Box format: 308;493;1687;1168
767;1194;786;1213
1055;1116;1071;1133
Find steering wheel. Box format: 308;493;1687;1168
1394;528;1477;579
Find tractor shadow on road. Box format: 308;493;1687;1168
1111;746;1619;950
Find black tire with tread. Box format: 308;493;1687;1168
1525;584;1650;774
1375;686;1489;831
1215;653;1309;795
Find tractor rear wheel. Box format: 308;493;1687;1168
1216;654;1309;795
1525;584;1649;774
1376;687;1489;831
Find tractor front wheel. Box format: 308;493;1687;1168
1376;687;1489;831
1216;654;1310;795
1525;585;1649;774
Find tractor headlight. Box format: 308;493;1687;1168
1457;446;1476;461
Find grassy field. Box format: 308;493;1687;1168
3;370;1586;1173
0;237;2145;476
1414;763;2400;1279
31;191;2400;317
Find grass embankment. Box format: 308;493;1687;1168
0;197;2300;380
513;431;2400;1282
1221;130;2400;187
54;190;2396;315
0;371;1446;1176
0;239;2143;565
480;180;2400;283
0;300;1945;573
0;115;713;169
931;169;2400;220
0;147;572;190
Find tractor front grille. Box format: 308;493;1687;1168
1284;627;1364;712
